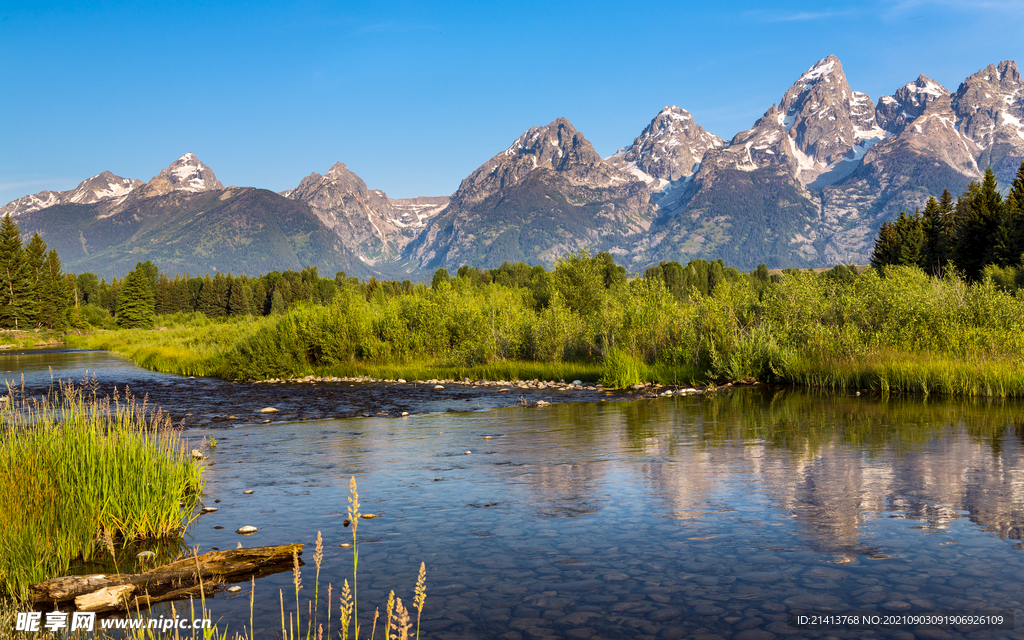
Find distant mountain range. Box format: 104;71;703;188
6;56;1023;278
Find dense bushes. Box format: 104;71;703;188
71;250;1024;397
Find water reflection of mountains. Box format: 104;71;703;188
526;389;1024;547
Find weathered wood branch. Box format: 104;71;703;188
30;544;303;612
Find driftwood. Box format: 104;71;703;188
30;544;303;613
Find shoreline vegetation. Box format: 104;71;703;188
0;383;204;602
59;258;1024;399
2;162;1024;398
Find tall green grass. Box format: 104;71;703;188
65;265;1024;397
0;383;204;601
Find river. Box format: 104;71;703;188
5;348;1024;639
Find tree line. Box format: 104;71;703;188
870;161;1024;282
14;164;1020;337
0;215;70;330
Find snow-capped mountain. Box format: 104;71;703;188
6;56;1024;276
284;162;436;264
1;171;143;217
137;152;224;198
875;74;950;133
607;106;725;185
633;56;1024;269
406;117;655;271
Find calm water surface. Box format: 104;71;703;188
6;349;1024;640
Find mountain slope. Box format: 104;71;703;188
405;117;655;271
1;172;144;217
15;156;371;279
283;162;440;265
632;56;1022;269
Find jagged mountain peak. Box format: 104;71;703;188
0;170;143;217
501;117;603;168
609;106;724;183
968;60;1021;89
284;162;439;265
947;59;1024;173
876;74;950;133
67;171;143;204
407;117;655;271
773;54;878;166
289;162;380;208
142;153;224;197
793;55;843;87
447;117;634;212
325;161;358;180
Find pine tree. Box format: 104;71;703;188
227;278;246;316
198;273;229;318
895;211;925;267
116;267;155;328
37;249;69;330
270;289;286;315
920;197;950;275
953;172;1003;280
239;282;254;316
1006;160;1024;265
155;273;176;315
25;233;46;286
136;261;159;295
0;214;36;329
251;279;267;315
870;220;900;270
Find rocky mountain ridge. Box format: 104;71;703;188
1;171;144;217
404;117;655;271
8;55;1024;275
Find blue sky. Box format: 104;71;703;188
2;0;1023;204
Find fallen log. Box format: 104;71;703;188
30;544;303;612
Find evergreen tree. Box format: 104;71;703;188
895;211;925;267
37;249;69;329
0;214;36;329
227;278;247;316
97;278;120;313
920;197;950;275
953;169;1003;279
239;282;254;316
270;289;286;315
136;261;159;295
25;233;46;285
1004;160;1024;265
870;220;900;270
116;267;155;328
155;273;176;315
251;279;267;315
197;274;221;317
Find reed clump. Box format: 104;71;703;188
0;382;204;601
260;477;426;640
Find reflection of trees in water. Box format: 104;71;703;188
503;389;1024;549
